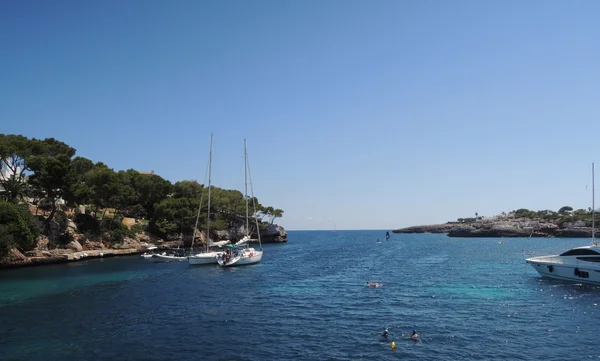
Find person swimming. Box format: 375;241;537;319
410;329;420;341
382;328;389;339
367;281;384;288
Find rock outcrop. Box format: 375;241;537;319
261;224;288;243
1;220;288;269
394;218;597;238
392;223;458;234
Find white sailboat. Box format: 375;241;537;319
188;134;227;265
526;163;600;284
217;139;263;267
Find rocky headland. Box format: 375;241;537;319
393;214;596;238
1;218;287;269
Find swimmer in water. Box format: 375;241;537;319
382;328;389;340
410;329;420;341
367;281;384;288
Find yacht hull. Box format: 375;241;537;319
526;256;600;285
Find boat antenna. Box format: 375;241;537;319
593;162;596;246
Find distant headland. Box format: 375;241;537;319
393;207;597;238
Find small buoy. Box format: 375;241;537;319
391;341;396;349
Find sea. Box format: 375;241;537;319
1;230;600;360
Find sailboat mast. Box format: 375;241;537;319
244;139;249;237
206;133;213;252
245;141;262;251
593;162;596;245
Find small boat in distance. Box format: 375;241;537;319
141;246;158;259
152;248;187;263
526;163;600;285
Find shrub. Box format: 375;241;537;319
130;223;145;234
0;201;40;258
75;213;99;234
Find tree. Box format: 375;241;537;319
63;156;95;208
172;180;204;199
154;197;198;235
27;138;76;227
515;208;533;218
83;164;121;217
0;176;30;203
0;201;40;258
0;134;34;203
122;170;172;219
270;208;284;224
558;206;573;215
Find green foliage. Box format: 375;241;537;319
514;208;534;218
0;201;40;258
558;206;573;215
212;217;228;231
27;138;77;225
130;223;145;234
0;134;33;203
63;156;95;207
0;133;285;243
122;170;172;219
102;224;136;245
74;213;99;234
0;175;30;203
172;180;204;199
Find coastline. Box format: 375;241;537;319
1;223;288;270
392;218;595;238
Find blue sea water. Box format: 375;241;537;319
1;231;600;360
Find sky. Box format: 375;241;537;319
2;0;600;230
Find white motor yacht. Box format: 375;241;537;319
526;163;598;285
525;245;600;285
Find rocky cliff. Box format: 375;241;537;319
1;219;287;269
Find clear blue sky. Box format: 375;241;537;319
2;0;600;230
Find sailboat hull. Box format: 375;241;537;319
188;252;223;265
219;250;263;267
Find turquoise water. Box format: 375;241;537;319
1;231;600;360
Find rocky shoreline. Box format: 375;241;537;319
1;222;288;270
392;218;595;238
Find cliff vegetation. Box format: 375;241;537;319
0;134;287;268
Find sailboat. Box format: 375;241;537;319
217;139;263;267
525;163;600;284
188;134;228;265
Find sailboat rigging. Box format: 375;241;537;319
188;134;228;265
217;139;263;267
